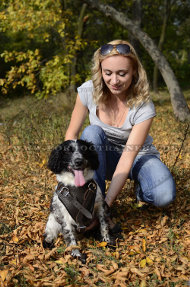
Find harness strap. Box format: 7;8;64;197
56;180;97;232
57;186;93;219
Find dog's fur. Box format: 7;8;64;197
43;139;111;261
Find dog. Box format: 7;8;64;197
43;139;112;263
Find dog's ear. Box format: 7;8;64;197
86;141;99;171
47;144;65;174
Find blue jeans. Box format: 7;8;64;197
81;125;176;207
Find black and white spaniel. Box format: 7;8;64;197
43;139;111;263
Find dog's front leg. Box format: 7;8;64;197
43;213;61;248
61;222;83;260
98;203;111;243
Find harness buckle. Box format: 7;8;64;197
60;186;70;197
88;181;97;192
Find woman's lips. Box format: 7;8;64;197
110;85;120;90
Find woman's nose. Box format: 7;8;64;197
111;74;119;85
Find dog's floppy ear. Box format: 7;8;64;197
85;141;99;171
47;144;65;174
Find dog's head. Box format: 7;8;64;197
47;140;99;186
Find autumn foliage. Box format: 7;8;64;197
0;92;189;286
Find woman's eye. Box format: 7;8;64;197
119;72;127;77
105;72;111;76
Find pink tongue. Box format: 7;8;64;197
73;170;86;187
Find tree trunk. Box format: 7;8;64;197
70;3;87;93
84;0;190;122
153;0;170;92
129;0;142;54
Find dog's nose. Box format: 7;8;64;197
74;158;84;167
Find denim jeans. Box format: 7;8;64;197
81;125;176;207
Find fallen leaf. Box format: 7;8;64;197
12;233;19;243
146;257;153;266
113;251;120;259
140;259;147;268
140;279;147;287
112;261;118;270
96;264;115;276
23;254;35;263
0;270;8;282
154;267;162;281
161;215;168;227
130;267;144;277
142;239;146;252
55;258;65;264
97;241;107;247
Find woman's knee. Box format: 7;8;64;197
133;155;176;207
153;177;176;207
81;125;106;144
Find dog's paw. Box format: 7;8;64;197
71;249;87;264
107;236;117;249
102;236;116;249
71;248;82;258
80;253;87;264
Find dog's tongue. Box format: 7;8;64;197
73;170;85;187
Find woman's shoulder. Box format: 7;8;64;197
129;100;156;125
77;80;94;90
130;99;155;111
77;80;94;108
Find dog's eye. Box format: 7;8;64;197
66;145;75;153
79;146;88;154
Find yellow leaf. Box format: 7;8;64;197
12;234;19;243
142;239;146;252
97;241;107;247
10;259;17;266
39;159;46;168
140;259;147;268
0;79;5;86
55;259;65;264
138;229;147;234
146;257;153;265
0;270;8;282
113;251;120;259
140;280;147;287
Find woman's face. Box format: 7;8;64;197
101;55;135;99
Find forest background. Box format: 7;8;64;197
0;0;190;286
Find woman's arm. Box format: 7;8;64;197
65;94;88;140
105;118;153;207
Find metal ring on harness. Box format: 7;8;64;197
60;186;70;197
88;181;96;191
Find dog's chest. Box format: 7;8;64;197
51;195;75;226
56;181;97;229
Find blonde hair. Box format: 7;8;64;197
91;39;150;107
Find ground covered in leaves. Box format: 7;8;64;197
0;90;190;286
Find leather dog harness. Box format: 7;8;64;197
56;180;97;232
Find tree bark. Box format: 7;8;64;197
84;0;190;122
70;3;87;93
153;0;170;92
129;0;142;54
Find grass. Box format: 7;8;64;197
0;90;190;286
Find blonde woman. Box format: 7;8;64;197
65;40;176;232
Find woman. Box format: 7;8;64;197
65;39;176;229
